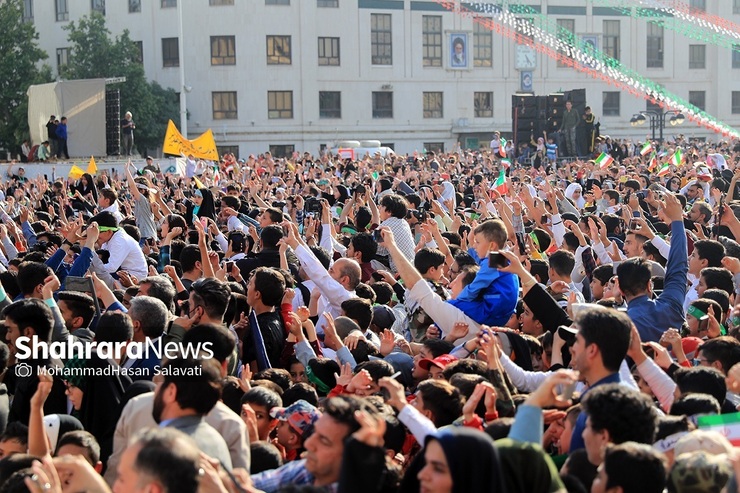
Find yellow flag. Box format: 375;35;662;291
86;156;97;175
162;120;219;161
68;165;85;179
193;176;206;189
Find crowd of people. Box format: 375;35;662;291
0;132;736;493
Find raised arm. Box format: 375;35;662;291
125;161;141;201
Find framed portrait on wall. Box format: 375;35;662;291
449;33;469;69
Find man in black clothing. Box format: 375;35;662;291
46;115;58;158
237;225;297;280
121;111;135;156
245;267;286;369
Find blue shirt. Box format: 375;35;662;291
546;143;557;160
447;249;520;327
251;459;337;493
569;372;622;452
626;221;687;342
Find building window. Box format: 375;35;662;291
646;23;664;68
646;99;662;112
473;21;492;67
209;0;233;4
689;45;706;69
266;0;289;5
422;16;442;67
22;0;33;22
556;19;575;67
269;145;295;158
128;0;140;13
319;91;341;118
733;92;740;114
423;92;443;118
424;142;444;153
602;91;620;116
318;37;340;66
212;92;238;120
689;0;705;11
91;0;105;14
268;91;293;119
474;92;493;118
133;41;143;63
689;91;705;111
371;13;392;65
161;0;176;7
318;0;338;6
733;45;740;68
56;48;70;71
372;92;393;118
217;145;239;159
603;20;620;60
211;36;236;65
267;35;291;65
735;0;740;14
56;0;69;20
162;38;179;67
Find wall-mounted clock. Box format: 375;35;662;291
515;44;536;70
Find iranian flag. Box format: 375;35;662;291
640;141;653;156
501;158;512;169
495;169;508;194
671;148;684;166
697;412;740;446
648;152;658;172
657;160;671;177
499;137;507;157
594;152;614;169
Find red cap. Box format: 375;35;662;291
680;337;703;359
418;354;458;371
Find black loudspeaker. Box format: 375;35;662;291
548;93;565;107
105;89;121;156
567;88;587;104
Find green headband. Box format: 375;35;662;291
305;363;332;395
687;305;708;321
98;226;119;232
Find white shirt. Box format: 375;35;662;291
295;244;355;334
96;228;148;279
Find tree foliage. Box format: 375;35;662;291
63;13;179;155
0;0;51;153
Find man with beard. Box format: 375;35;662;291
151;355;231;468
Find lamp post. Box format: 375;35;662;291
629;110;685;143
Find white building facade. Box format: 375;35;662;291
24;0;740;156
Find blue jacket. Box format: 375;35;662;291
447;249;519;327
55;123;67;140
626;220;687;342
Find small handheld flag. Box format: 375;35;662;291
657;161;671;177
640;141;653;156
494;169;508;194
670;149;684;167
499;137;507;157
86;156;97;175
594;152;614;169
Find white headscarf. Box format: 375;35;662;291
565;183;585;209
